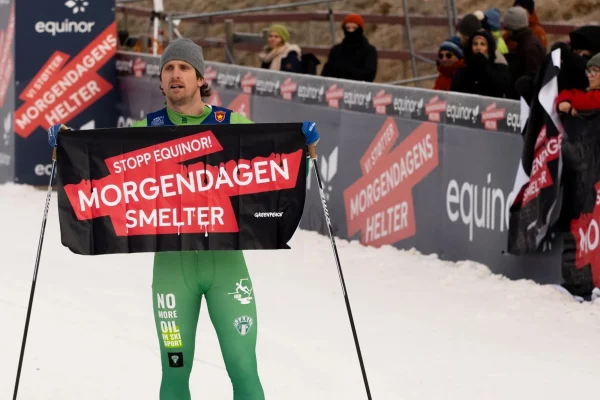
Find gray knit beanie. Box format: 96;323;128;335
160;38;205;76
503;7;529;31
588;53;600;69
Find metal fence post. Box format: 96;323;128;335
225;19;235;63
327;1;336;46
402;0;418;85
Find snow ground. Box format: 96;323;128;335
1;183;600;400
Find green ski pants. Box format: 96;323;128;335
152;250;264;400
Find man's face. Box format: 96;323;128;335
160;60;202;104
438;50;459;67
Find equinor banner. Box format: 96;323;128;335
0;0;15;183
13;0;117;185
114;52;563;285
56;123;307;255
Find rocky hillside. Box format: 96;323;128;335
117;0;600;87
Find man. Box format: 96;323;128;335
502;6;545;100
48;37;320;400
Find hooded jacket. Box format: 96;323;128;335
450;30;511;98
321;27;378;82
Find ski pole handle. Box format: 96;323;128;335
308;144;317;160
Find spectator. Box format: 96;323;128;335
482;8;509;54
456;14;481;49
502;6;545;99
321;13;378;82
433;36;464;91
509;0;548;50
556;53;600;115
458;13;508;66
450;30;510;98
259;24;302;73
569;26;600;61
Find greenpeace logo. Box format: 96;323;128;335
217;73;241;88
254;212;283;218
446;104;480;124
393;97;424;116
297;85;324;101
446;173;515;241
343;91;372;109
255;79;280;95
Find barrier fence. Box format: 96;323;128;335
112;51;563;284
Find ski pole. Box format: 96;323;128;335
13;148;57;400
307;145;373;400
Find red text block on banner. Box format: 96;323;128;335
14;22;117;138
344;121;439;247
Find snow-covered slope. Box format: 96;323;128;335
2;183;599;400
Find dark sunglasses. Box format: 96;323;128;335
438;52;455;60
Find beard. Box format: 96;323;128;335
166;85;200;106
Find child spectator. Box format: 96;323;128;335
321;13;378;82
556;53;600;115
433;36;465;91
450;29;510;98
259;24;302;73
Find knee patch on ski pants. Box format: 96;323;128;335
151;250;264;400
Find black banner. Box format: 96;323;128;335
56;123;307;255
508;50;564;255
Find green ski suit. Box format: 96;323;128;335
132;105;265;400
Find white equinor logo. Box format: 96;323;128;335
3;113;11;146
307;146;338;201
65;0;89;14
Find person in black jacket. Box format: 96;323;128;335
259;24;302;73
450;29;511;98
502;6;546;99
321;13;378;82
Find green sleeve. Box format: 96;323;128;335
230;112;254;124
131;119;148;128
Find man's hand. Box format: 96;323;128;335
302;120;320;160
558;101;574;115
302;120;320;146
48;124;72;147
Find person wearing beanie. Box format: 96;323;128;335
482;8;509;54
502;6;545;99
556;53;600;116
456;14;481;48
321;13;378;82
44;36;322;400
259;23;303;72
569;26;600;60
433;36;465;91
450;29;510;98
510;0;548;50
